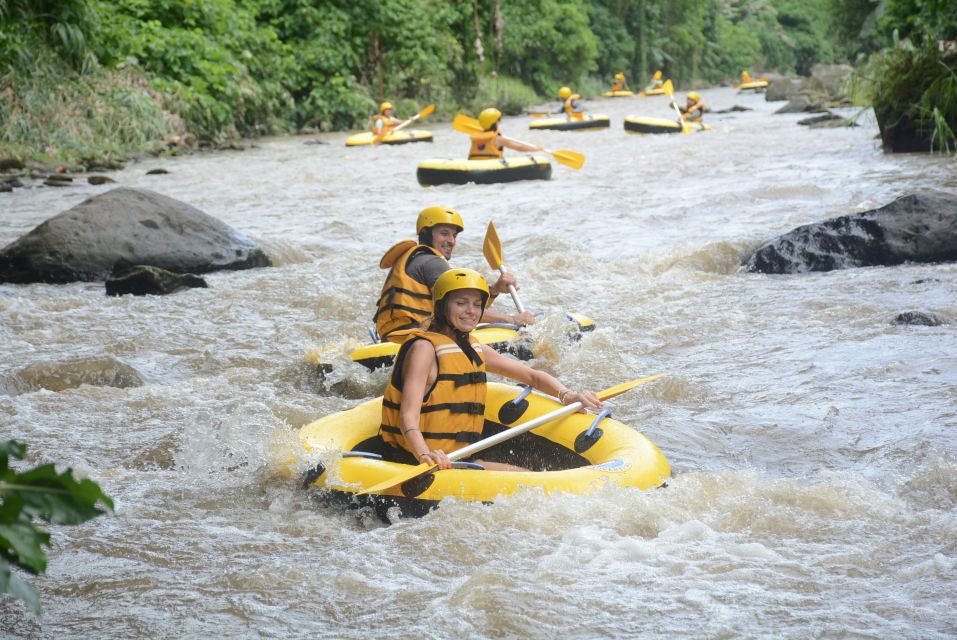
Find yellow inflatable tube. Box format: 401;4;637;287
298;382;670;517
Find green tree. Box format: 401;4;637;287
1;440;114;614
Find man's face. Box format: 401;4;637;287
430;224;459;260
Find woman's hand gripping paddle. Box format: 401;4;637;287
483;220;525;314
374;103;435;144
358;374;667;495
452;114;585;170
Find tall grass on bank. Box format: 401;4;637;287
0;57;182;166
851;43;957;156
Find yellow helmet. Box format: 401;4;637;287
379;101;393;112
559;86;572;99
687;91;700;102
416;206;464;234
478;107;502;130
653;70;662;80
432;268;490;307
615;73;625;80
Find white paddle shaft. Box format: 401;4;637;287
449;400;583;462
497;265;525;313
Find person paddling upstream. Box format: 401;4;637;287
611;72;628;92
374;206;536;343
380;269;602;471
555;86;586;120
468;108;543;160
674;91;706;123
372;101;403;136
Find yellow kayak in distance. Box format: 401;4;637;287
736;80;769;91
348;312;596;371
296;381;670;518
639;87;668;97
624;116;711;135
345;130;434;147
601;90;634;98
529;114;610;131
416;154;552;186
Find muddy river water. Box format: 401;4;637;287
2;87;956;638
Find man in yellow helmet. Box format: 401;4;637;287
469;108;543;160
611;72;628;92
372;101;403;136
374;206;535;342
673;91;706;122
555;86;585;120
644;70;664;92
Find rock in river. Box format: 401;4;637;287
105;264;208;296
744;191;957;273
0;187;271;284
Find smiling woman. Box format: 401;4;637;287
378;268;602;472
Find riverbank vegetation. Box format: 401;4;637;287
0;0;954;165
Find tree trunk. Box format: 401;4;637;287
472;0;485;64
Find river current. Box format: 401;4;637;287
2;87;956;638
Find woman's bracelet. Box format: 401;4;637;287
402;427;420;435
558;389;572;405
417;452;431;461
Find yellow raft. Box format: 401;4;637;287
601;90;634;98
736;80;769;92
639;87;668;97
299;381;671;517
416;154;552;186
624;116;710;135
529;114;610;131
349;313;595;370
345;130;434;146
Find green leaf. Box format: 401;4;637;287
0;521;49;574
7;464;114;525
0;558;41;615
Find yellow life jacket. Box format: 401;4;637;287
682;102;706;122
564;94;584;120
380;330;487;455
374;241;444;341
468;131;503;160
372;113;398;135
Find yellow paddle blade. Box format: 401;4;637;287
419;103;436;119
453;113;484;134
663;79;675;97
483;221;504;270
359;462;435;496
550;149;585;170
597;374;666;401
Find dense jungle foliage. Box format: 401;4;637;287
0;0;954;163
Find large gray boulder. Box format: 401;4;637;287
0;187;271;283
807;64;854;101
766;77;803;102
744;191;957;273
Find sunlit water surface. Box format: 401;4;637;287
2;88;956;638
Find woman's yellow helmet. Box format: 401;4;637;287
559;86;572;99
478;107;502;130
615;73;625;80
379;101;394;112
653;70;662;80
687;91;701;102
432;268;490;307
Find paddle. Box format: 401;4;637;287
452;114;585;170
358;373;666;495
483;220;525;314
374;103;435;143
